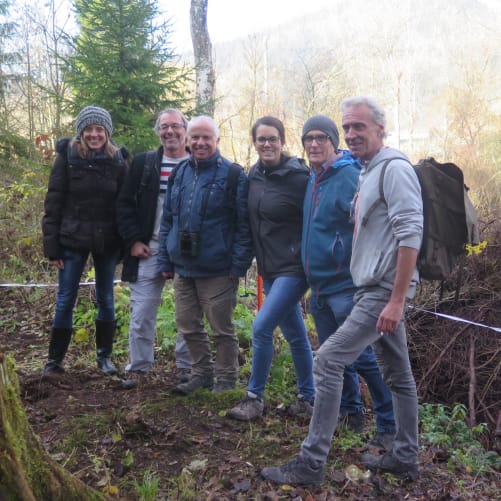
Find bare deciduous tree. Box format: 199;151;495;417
190;0;215;115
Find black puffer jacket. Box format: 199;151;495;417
42;138;128;259
247;155;309;280
116;147;163;282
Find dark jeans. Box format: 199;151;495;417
310;289;395;433
53;247;118;329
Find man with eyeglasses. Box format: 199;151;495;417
117;108;193;382
300;115;396;449
261;98;422;485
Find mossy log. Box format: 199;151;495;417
0;353;106;501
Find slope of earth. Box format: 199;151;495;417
0;288;499;500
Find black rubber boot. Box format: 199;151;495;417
95;319;118;376
43;327;72;375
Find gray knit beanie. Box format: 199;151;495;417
75;106;113;137
302;115;340;149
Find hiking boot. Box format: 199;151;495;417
123;370;149;388
176;368;191;383
362;452;418;481
227;394;264;421
366;431;395;452
287;395;314;418
213;380;236;393
173;375;213;395
339;412;365;433
261;455;325;486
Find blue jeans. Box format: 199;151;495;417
301;287;418;466
53;247;118;329
310;290;395;433
248;276;315;401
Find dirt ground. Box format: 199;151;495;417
1;288;500;500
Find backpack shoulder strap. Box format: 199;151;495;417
360;158;393;227
227;163;243;202
138;150;158;198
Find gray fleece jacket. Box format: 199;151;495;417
350;147;423;298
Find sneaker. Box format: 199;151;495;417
339;412;365;433
176;368;191;383
362;452;418;481
213;380;236;393
261;455;325;486
227;394;264;421
173;375;213;395
287;395;314;418
366;431;395;452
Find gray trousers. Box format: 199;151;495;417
300;286;418;465
174;274;239;383
126;251;192;372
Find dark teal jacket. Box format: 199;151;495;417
301;151;362;297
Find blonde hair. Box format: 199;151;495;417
71;131;118;159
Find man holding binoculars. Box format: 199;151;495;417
158;115;253;395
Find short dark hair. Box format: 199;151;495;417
251;116;286;143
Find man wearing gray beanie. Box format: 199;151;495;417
76;106;113;137
301;114;340;150
300;112;395;443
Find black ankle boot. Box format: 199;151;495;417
44;327;72;375
95;319;118;375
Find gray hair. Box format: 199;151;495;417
154;108;188;134
341;96;386;136
187;115;220;138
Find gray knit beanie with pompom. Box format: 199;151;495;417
75;106;113;137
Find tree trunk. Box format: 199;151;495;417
0;353;105;501
190;0;215;115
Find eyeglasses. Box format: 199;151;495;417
256;136;280;145
159;123;185;131
302;134;330;145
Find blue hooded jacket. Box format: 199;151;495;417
157;150;253;277
301;150;362;297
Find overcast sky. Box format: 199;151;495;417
161;0;335;52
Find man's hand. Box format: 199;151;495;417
376;300;405;335
377;246;418;336
131;242;151;258
161;271;174;279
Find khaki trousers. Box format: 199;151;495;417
174;274;239;383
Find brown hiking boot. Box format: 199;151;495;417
362;452;418;481
173;375;213;395
227;394;264;421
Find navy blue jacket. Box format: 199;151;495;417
157;150;253;277
301;151;362;297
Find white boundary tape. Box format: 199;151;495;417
1;281;499;334
0;279;122;288
407;304;501;334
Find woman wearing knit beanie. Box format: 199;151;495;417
42;105;129;377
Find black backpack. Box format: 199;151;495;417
362;157;479;281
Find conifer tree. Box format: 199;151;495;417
65;0;189;153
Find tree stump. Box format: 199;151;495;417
0;353;105;501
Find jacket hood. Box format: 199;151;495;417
316;150;362;181
365;147;409;173
257;155;309;177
